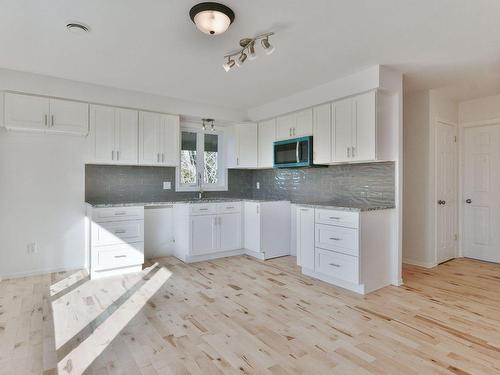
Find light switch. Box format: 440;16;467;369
256;182;260;189
163;181;171;190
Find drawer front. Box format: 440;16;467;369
315;209;358;229
93;206;144;223
217;202;241;214
190;203;217;215
315;248;359;284
94;243;144;271
315;224;359;256
91;220;144;246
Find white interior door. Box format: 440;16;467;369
436;122;458;263
463;124;500;263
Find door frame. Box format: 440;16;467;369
434;119;458;263
459;119;500;260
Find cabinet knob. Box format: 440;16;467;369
466;199;472;204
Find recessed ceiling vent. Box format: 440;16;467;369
66;22;90;34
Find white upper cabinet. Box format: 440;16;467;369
332;97;353;162
138;111;180;166
5;93;49;131
295;108;313;137
276;113;296;140
226;123;258;169
312;103;331;164
90;104;138;165
114;108;139;164
352;91;376;162
48;98;89;135
258;119;276;168
4;93;88;135
276;109;313;140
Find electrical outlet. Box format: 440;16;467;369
163;181;171;190
256;182;260;189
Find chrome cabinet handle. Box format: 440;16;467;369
114;230;126;234
114;255;127;258
289;128;292;137
347;147;350;158
112;150;115;160
199;208;209;211
329;263;341;268
226;206;235;209
329;237;341;241
329;216;340;220
114;212;127;216
157;153;160;163
236;157;239;166
256;205;260;214
162;153;165;162
300;208;310;211
44;114;48;126
116;151;120;160
351;146;355;157
51;115;54;127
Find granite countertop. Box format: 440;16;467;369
87;198;287;208
295;201;395;212
87;198;394;211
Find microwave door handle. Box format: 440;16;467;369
296;142;300;163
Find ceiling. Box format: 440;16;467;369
1;0;500;110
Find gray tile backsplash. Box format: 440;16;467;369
85;162;394;206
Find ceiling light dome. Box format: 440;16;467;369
189;2;235;35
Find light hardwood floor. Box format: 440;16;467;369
1;256;500;375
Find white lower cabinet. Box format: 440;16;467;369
87;205;145;279
174;202;243;262
243;201;291;260
296;205;395;294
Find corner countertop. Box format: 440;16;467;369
86;198;394;212
295;201;395;212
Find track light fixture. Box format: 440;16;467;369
222;32;275;71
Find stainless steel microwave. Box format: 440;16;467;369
273;136;313;168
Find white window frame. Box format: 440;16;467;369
176;126;228;192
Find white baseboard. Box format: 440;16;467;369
402;258;437;269
0;265;86;280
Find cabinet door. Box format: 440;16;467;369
115;108;138;164
312;104;331;164
159;114;180;166
276;114;295;140
191;215;217;254
237;123;258;168
295;108;313;137
332;97;353;162
297;207;315;269
219;213;242;251
244;202;261;252
225;125;238;168
91;105;116;163
352;91;376;161
4;93;49;131
49;99;89;135
138;111;161;165
258;119;276;168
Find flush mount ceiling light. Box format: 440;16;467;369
222;32;275;72
189;2;235;35
66;22;90;34
202;118;215;131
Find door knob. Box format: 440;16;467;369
466;199;472;204
437;200;446;205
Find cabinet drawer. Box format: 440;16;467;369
92;206;144;223
94;243;144;271
217;202;241;214
315;209;358;228
315;224;359;256
190;203;217;215
91;220;144;246
315;248;359;284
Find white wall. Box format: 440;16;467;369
0;68;247;278
402;89;458;267
459;93;500;124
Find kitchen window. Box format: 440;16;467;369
176;128;227;191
